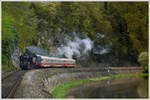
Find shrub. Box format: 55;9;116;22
138;52;148;72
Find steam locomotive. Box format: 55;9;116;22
19;46;76;70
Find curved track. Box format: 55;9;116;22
2;67;143;98
2;70;26;98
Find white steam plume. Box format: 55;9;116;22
57;35;93;59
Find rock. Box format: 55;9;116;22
11;47;22;68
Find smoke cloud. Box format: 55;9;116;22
93;45;110;55
57;34;93;59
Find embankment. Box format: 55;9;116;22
14;67;143;98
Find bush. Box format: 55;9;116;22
138;52;148;72
2;54;7;65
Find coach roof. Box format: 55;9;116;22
37;54;75;61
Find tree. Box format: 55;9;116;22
2;11;19;66
138;52;148;72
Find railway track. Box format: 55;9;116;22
2;69;21;81
2;66;143;98
2;70;26;98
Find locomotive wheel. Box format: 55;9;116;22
34;65;39;69
21;67;24;70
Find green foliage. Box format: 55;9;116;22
2;2;39;51
138;52;148;72
2;64;16;72
52;79;90;98
117;3;148;54
52;72;148;98
2;11;19;66
2;2;148;68
2;2;39;70
2;54;7;64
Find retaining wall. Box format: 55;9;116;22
14;67;142;98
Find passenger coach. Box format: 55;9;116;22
36;55;76;68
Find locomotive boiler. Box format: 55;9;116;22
19;46;76;70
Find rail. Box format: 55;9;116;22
2;70;26;98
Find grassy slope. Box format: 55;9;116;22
52;72;148;98
2;64;16;72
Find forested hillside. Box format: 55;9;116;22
2;2;148;70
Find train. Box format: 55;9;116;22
19;46;76;70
